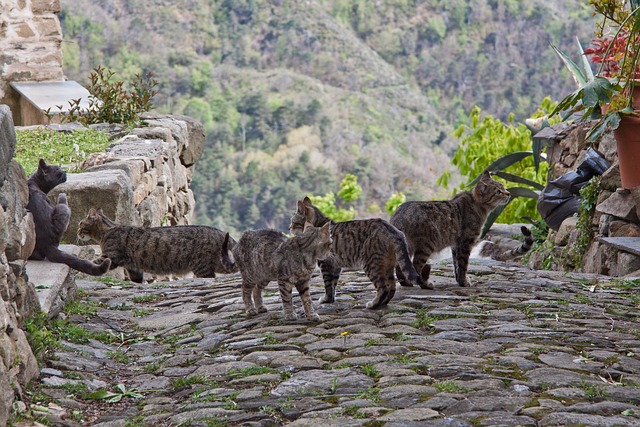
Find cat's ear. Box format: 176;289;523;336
320;222;331;237
96;208;105;216
296;200;305;215
480;170;492;181
88;208;97;216
38;158;47;170
302;196;313;207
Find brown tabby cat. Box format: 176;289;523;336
77;208;237;282
390;171;510;287
27;159;111;276
289;197;426;310
221;222;332;321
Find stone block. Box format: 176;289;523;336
612;251;640;277
141;113;205;166
107;136;166;168
50;169;136;243
84;158;147;188
582;241;611;275
31;0;60;14
596;189;639;222
596;131;618;164
32;16;61;38
0;105;16;187
599;161;621;192
26;244;78;318
555;216;578;246
609;221;640;238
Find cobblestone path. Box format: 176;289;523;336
26;259;640;426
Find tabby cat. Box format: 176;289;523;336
289;197;426;310
77;208;237;282
390;171;510;287
476;226;533;261
27;159;111;276
221;222;332;321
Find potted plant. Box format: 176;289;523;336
552;0;640;189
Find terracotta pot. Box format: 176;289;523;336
613;113;640;189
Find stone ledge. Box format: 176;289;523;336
25;244;78;318
599;237;640;257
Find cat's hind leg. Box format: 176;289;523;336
412;250;432;285
278;279;297;321
295;279;320;321
126;269;144;283
318;258;341;304
452;242;473;287
254;282;268;313
242;280;259;316
51;193;71;242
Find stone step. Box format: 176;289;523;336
26;244;79;318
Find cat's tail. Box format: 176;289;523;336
384;222;432;290
45;246;111;276
220;233;236;273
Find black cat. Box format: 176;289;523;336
27;159;111;275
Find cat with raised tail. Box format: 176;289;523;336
27;159;111;276
390;171;510;288
77;208;237;282
221;222;332;321
290;197;426;310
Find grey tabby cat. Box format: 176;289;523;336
390;171;510;287
476;226;533;261
77;208;237;282
290;197;426;310
221;222;332;321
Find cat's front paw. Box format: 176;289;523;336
283;313;297;321
246;308;258;317
306;312;320;322
418;280;434;290
257;306;268;313
399;280;414;287
458;279;471;287
318;295;335;304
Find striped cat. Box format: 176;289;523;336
77;208;237;282
390;171;510;288
289;197;426;310
476;226;533;261
221;222;332;321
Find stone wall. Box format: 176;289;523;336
0;0;64;123
528;123;640;276
0;106;41;426
43;113;206;244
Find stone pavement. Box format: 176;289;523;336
21;257;640;426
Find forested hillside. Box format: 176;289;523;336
59;0;595;233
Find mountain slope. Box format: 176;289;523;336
59;0;594;232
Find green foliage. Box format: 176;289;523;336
438;101;556;224
562;177;601;269
24;311;60;363
385;191;406;216
87;384;144;403
15;128;110;175
308;174;361;221
59;66;158;127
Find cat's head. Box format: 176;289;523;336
29;159;67;193
220;232;239;273
472;171;511;208
301;221;332;257
289;197;327;235
77;208;113;242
